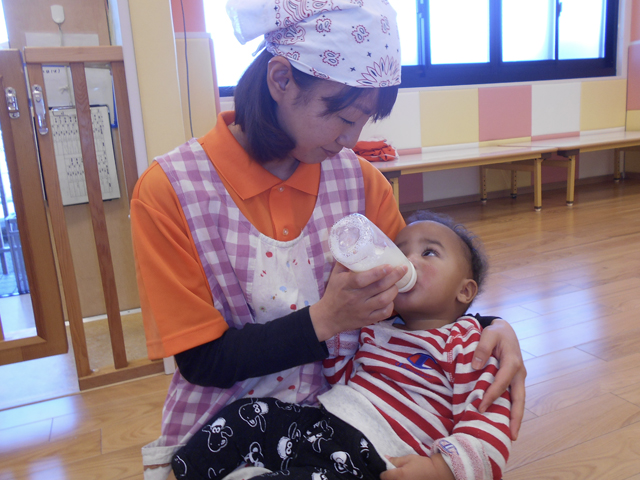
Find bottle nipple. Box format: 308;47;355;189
397;262;417;293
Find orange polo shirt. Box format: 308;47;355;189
131;112;405;359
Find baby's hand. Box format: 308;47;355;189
381;454;454;480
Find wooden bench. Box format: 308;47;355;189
498;130;640;186
374;144;558;211
374;130;640;211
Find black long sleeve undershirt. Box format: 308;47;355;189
174;307;328;388
475;314;499;328
174;309;499;388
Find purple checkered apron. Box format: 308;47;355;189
142;138;366;471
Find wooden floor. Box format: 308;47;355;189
2;179;640;479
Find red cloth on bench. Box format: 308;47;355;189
353;140;398;162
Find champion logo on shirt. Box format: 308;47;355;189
406;353;437;370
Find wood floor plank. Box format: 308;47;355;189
551;256;640;290
0;419;52;456
576;321;640;361
100;410;163;454
616;296;640;313
74;374;171;408
496;234;640;282
472;279;582;312
0;430;101;479
3;180;640;479
614;381;640;407
506;393;640;472
474;303;541;324
523;347;606;387
525;352;640;416
521;408;537;423
50;389;165;440
510;302;619;341
123;474;145;480
13;443;147;480
0;395;84;432
520;350;535;361
518;277;640;316
518;310;637;357
504;421;640;480
493;276;579;295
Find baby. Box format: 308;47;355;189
172;211;511;480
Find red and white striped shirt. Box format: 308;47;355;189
323;317;511;480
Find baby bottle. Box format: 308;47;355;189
328;213;417;293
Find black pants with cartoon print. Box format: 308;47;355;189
172;397;387;480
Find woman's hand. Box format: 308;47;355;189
309;262;407;342
381;454;454;480
473;318;526;440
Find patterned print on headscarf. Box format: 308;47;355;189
226;0;401;87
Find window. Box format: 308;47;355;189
205;0;618;94
402;0;618;88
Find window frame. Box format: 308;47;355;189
400;0;619;88
218;0;619;96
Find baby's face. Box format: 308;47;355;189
393;221;475;323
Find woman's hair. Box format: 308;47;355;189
233;50;399;164
405;210;489;294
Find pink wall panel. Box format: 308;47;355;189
399;173;424;205
478;85;532;142
628;43;640;110
632;0;640;42
541;154;580;184
172;0;207;33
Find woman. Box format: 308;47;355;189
131;2;526;479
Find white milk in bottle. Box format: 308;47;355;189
328;213;417;293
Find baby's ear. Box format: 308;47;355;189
457;278;478;305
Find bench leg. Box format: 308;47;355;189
480;167;487;203
389;176;400;207
533;158;542;211
510;170;518;198
566;154;576;206
613;148;626;182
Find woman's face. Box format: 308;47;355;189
276;79;378;165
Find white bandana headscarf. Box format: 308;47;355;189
226;0;401;88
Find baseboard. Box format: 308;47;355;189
78;358;165;391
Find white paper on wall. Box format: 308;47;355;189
49;106;120;206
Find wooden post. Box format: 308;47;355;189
25;63;92;377
70;63;127;370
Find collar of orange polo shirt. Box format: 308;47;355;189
199;112;321;241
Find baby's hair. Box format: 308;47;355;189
404;210;489;295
